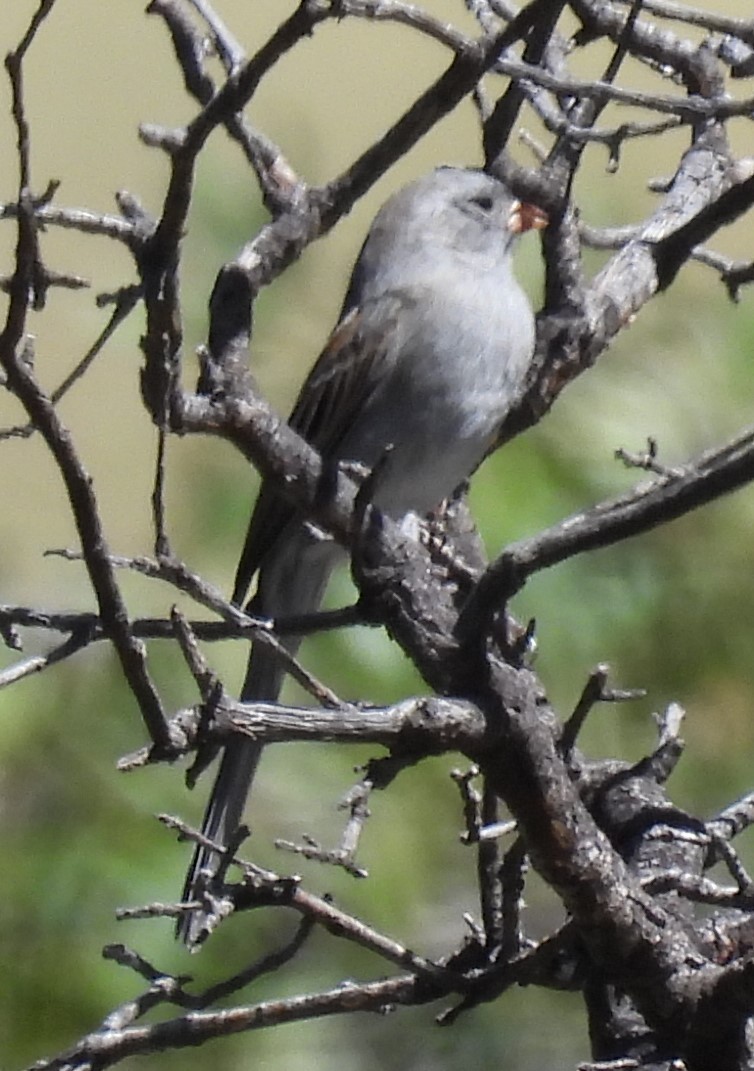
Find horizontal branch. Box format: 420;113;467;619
0;200;136;242
0;601;360;644
118;695;486;770
28;974;431;1069
333;0;754;122
612;0;754;44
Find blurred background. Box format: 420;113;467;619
1;1;754;1068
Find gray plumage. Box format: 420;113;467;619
178;167;544;947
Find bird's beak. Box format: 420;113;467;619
508;200;549;234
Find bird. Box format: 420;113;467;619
178;166;547;946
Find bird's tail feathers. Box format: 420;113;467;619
177;538;339;948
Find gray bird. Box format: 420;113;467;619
178;166;546;946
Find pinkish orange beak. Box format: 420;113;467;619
509;200;549;235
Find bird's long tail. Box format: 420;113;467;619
177;534;339;947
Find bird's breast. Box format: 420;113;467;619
336;280;534;517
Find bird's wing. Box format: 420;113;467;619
231;293;406;608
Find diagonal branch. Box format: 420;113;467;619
475;421;754;611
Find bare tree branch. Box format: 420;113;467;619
5;0;754;1067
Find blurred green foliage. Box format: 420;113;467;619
2;2;754;1070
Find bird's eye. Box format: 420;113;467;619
470;194;494;212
